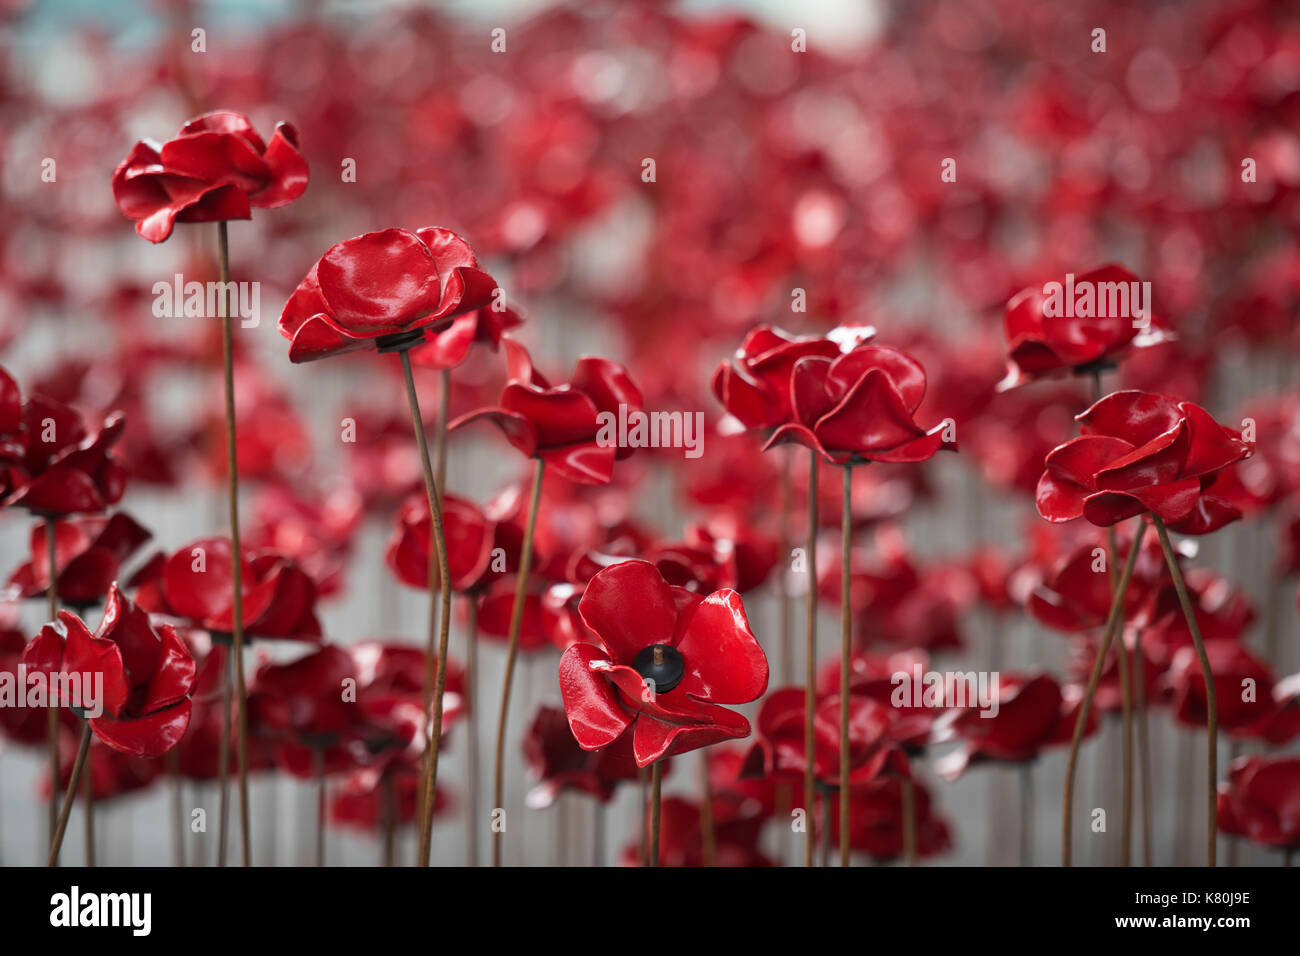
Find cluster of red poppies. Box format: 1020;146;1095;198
1;0;1298;868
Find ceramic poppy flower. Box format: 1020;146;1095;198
451;337;643;485
763;344;953;465
385;491;495;593
278;227;498;363
0;602;53;745
6;513;150;609
558;559;768;767
1027;531;1164;633
349;640;464;755
933;672;1093;779
1241;673;1300;746
1216;755;1300;850
244;485;363;598
21;585;195;757
246;643;361;777
522;705;642;808
997;265;1170;390
173;640;273;780
2;394;127;517
112;110;308;243
740;686;909;785
710;325;869;432
52;737;161;803
133;536;321;641
329;767;451;832
1165;639;1275;731
829;777;953;863
1037;390;1252;533
816;649;937;752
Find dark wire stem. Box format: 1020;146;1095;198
399;350;454;868
839;464;853;867
44;519;59;847
464;597;480;867
804;451;819;867
490;457;545;867
47;722;91;867
217;221;251;867
1151;516;1218;867
1062;520;1147;866
649;761;662;867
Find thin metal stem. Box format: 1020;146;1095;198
839;464;852;867
47;722;91;866
803;451;819;867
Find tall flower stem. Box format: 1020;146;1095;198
1133;626;1154;866
1019;766;1033;867
699;758;716;866
313;746;325;867
435;369;451;494
901;777;918;864
803;452;819;867
839;464;853;867
398;349;454;868
1107;525;1134;866
779;449;794;683
1151;516;1217;866
47;722;91;866
217;644;231;866
490;457;545;867
168;749;184;867
381;772;396;867
216;221;251;867
83;758;94;866
44;518;59;846
464;597;480;867
1062;520;1147;866
648;760;662;867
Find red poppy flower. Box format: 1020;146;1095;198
385;491;495;593
349;640;464;759
816;649;937;752
998;265;1170;390
52;737;161;803
173;640;273;780
2;394;127;517
330;767;452;832
451;337;643;485
1037;390;1251;533
1217;755;1300;850
711;325;867;432
558;559;768;766
1242;673;1300;746
1027;531;1164;633
1136;567;1255;673
21;585;195;757
740;686;909;785
830;777;953;863
244;485;362;598
0;602;53;746
523;705;642;808
763;344;952;465
133;536;321;641
247;643;361;777
1165;639;1275;731
112;110;308;243
933;672;1093;779
278;227;498;363
6;513;150;609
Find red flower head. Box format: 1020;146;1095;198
247;643;361;777
411;303;524;371
330;767;451;833
1165;640;1275;732
740;686;909;786
523;704;642;808
621;795;773;868
7;513;150;609
112;110;308;243
998;265;1170;390
711;325;873;432
451;337;643;485
817;649;937;752
1243;673;1300;746
279;227;498;363
1037;391;1252;533
133;536;321;641
1027;530;1164;633
933;672;1094;779
558;559;768;767
763;344;953;465
385;491;495;594
349;640;464;762
831;777;953;863
2;392;127;517
22;585;195;757
1217;755;1300;851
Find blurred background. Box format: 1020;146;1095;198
1;0;1298;866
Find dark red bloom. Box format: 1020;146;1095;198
1165;640;1275;731
279;227;497;363
1027;531;1164;633
6;513;150;609
830;777;953;863
740;686;909;786
523;705;642;807
247;644;361;777
933;672;1093;779
133;537;321;641
998;265;1170;390
411;304;524;371
816;649;937;752
385;492;495;593
1217;755;1300;851
764;344;953;465
330;767;451;833
620;795;773;868
22;585;195;757
558;560;767;766
2;393;127;517
113;111;308;243
1037;390;1251;533
451;337;643;485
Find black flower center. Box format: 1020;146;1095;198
632;643;684;695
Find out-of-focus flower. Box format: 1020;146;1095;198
113;111;308;243
1165;640;1275;731
522;704;642;807
6;513;150;608
2;392;127;516
1217;755;1300;851
620;795;773;867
